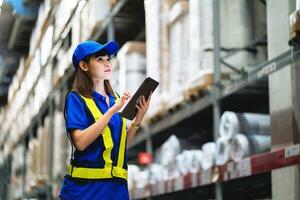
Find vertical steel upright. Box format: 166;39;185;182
108;21;115;41
213;0;222;199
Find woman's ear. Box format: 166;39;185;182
79;61;88;71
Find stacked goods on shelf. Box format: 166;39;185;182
25;117;50;193
188;0;213;78
252;0;267;64
79;0;110;41
176;150;203;174
29;0;52;56
108;0;118;9
52;111;71;197
230;133;271;162
25;138;39;193
118;41;147;96
37;117;50;185
129;111;271;190
220;0;255;74
55;45;72;84
54;0;77;41
201;142;216;170
8;57;25;103
110;57;120;92
70;10;81;51
215;136;231;165
52;111;70;179
80;2;91;41
216;111;271;165
128;135;206;190
10;145;25;199
87;0;110;35
144;0;162;90
40;25;53;66
168;0;189;106
144;0;176;123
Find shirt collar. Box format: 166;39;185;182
92;90;114;101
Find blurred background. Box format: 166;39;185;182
0;0;300;199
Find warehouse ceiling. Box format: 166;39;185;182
0;0;39;107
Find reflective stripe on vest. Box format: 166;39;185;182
66;92;128;180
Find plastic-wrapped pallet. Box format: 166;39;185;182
71;11;81;50
110;57;120;93
168;0;189;99
220;0;255;73
252;0;267;64
40;25;53;66
144;0;177;119
118;41;146;95
54;0;77;41
87;0;110;35
144;0;161;90
189;0;214;78
29;1;48;55
80;3;91;41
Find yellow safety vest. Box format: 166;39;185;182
66;91;128;180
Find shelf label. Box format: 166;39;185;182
174;176;184;191
237;158;251;177
201;169;212;185
191;172;198;187
256;62;277;78
285;144;300;158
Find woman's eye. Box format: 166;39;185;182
96;57;104;61
96;56;111;62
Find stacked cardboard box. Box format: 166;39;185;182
118;41;146;94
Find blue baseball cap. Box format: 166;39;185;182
72;40;119;69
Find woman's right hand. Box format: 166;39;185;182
109;90;131;113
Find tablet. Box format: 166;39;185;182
120;77;159;120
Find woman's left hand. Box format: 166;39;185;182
134;91;153;125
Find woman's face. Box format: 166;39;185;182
86;53;112;81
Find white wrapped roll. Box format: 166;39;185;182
219;111;270;140
176;150;203;175
215;137;231;166
190;150;204;173
160;135;181;167
201;142;216;170
230;133;271;162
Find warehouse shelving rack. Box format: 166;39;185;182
128;0;300;200
0;0;299;200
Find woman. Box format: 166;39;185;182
59;40;152;200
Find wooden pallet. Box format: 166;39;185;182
183;73;213;101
